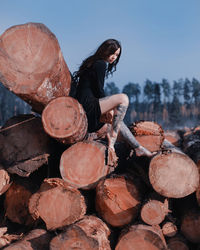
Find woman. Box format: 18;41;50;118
73;39;153;166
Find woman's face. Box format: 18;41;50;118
106;48;120;64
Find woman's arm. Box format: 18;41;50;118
94;60;107;98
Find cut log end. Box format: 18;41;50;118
149;152;199;198
28;178;86;230
42;96;87;144
96;175;141;227
116;224;167;250
60;141;109;189
130;121;164;152
140;200;169;225
50;225;99;250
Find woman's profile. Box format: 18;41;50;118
73;39;153;166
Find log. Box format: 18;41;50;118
42;96;87;144
149;151;199;198
4;229;52;250
60;140;110;189
0;114;52;177
28;178;86;230
180;208;200;243
51;216;111;249
4;181;35;226
164;130;180;147
161;222;177;237
115;224;167;250
0;22;71;113
182;128;200;164
167;235;189;250
75;215;111;250
95;175;142;227
140;199;169;226
50;224;99;250
0;227;22;248
129;121;164;152
0;165;11;195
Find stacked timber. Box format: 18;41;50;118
1;23;200;249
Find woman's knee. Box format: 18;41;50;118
118;93;129;106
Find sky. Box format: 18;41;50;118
1;0;200;90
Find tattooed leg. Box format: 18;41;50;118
119;121;153;157
108;104;128;149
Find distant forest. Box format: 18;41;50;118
1;77;200;129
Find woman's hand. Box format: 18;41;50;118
100;110;114;124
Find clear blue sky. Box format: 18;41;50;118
1;0;200;90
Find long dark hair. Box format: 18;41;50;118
73;39;121;81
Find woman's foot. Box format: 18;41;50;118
107;147;118;167
135;145;154;157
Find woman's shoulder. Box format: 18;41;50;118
93;59;107;70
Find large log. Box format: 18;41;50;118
4;229;52;250
95;175;142;227
182;128;200;164
75;215;111;250
115;224;167;250
0;114;52;176
0;22;71;113
60;140;110;189
167;235;189;250
180;208;200;243
4;181;35;226
50;224;99;250
129;121;164;152
42;96;87;144
28;178;86;230
50;215;111;250
149;151;199;198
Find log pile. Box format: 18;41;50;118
0;23;200;249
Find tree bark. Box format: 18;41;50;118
180;208;200;243
4;229;52;250
0;114;52;176
149;151;199;198
42;96;87;144
60;140;110;189
167;235;189;250
4;182;35;226
28;178;86;230
95;175;142;227
50;224;99;250
75;215;111;250
0;22;71;113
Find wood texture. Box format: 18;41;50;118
149;151;199;198
0;22;71;113
96;175;142;227
42;96;87;144
28;178;86;230
129;121;164;152
60;141;110;189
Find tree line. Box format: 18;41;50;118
105;78;200;129
1;77;200;129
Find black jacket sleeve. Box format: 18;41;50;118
93;60;107;98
